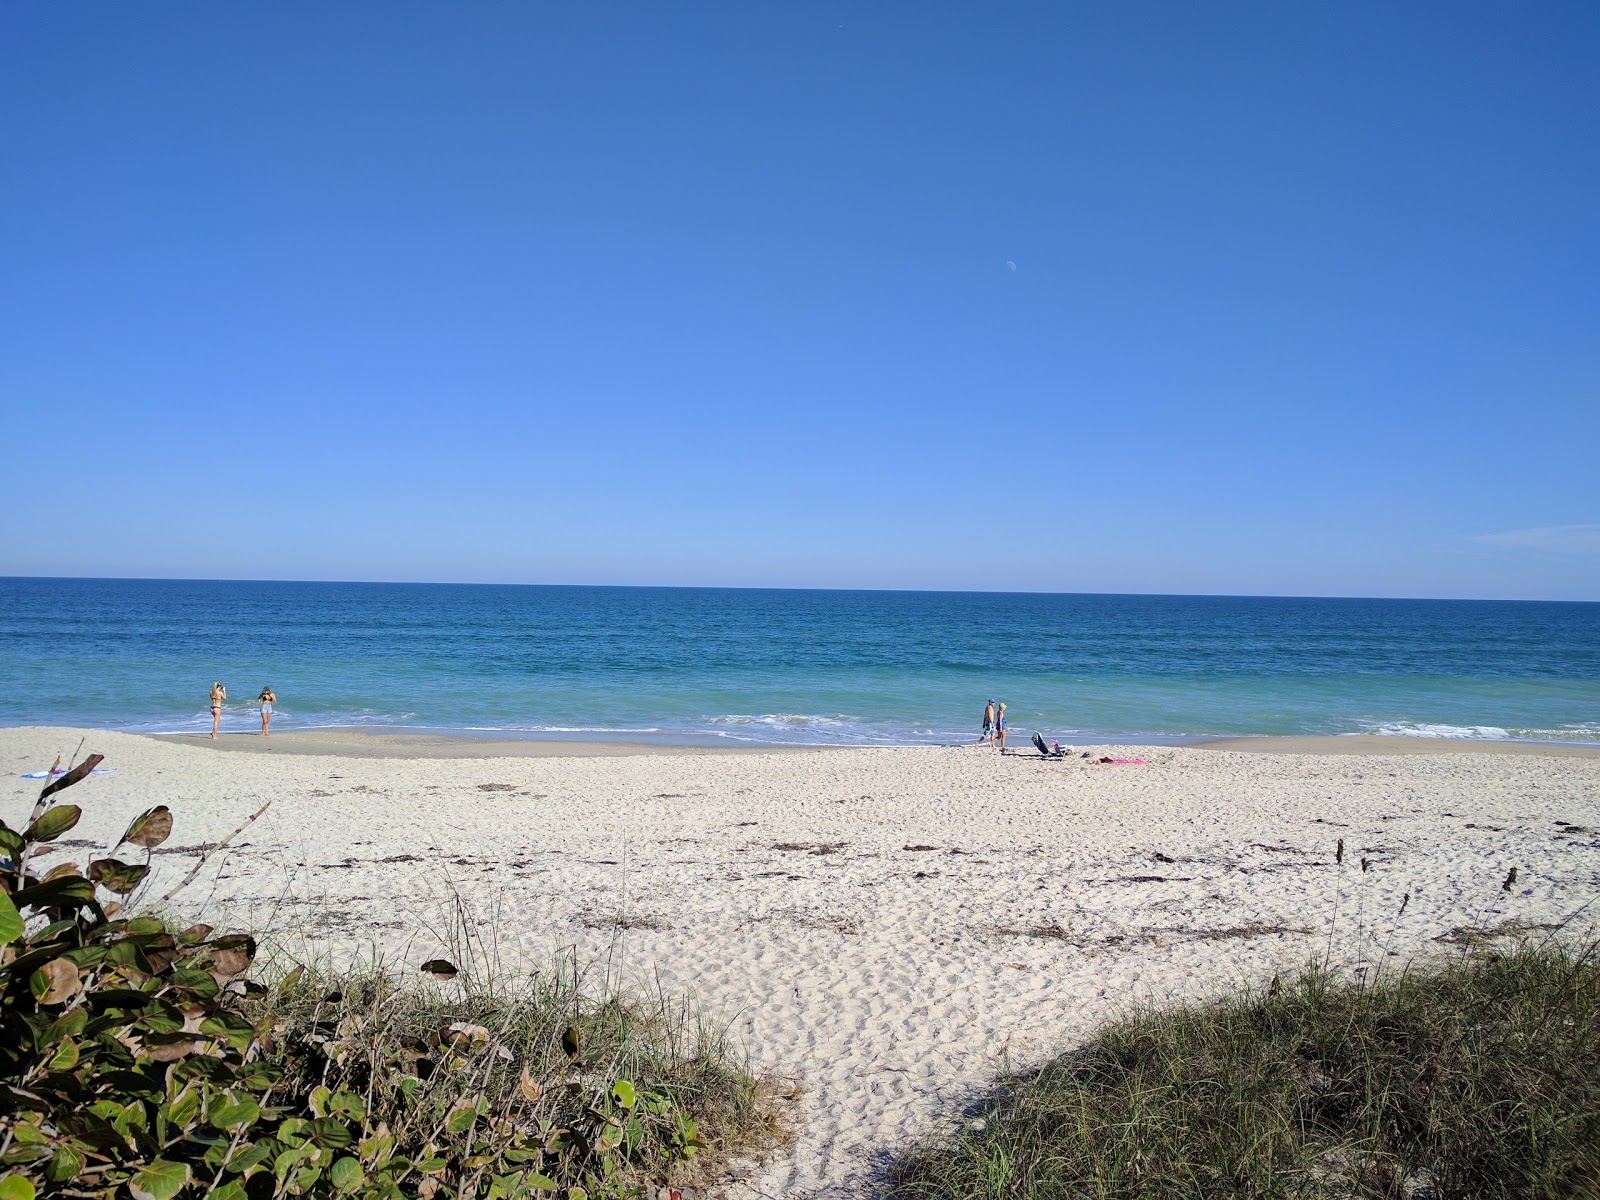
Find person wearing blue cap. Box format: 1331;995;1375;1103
976;699;996;747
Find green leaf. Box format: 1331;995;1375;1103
329;1157;363;1193
129;1159;190;1200
9;1124;46;1148
200;1011;257;1052
0;1175;37;1200
206;1091;261;1131
0;821;25;859
31;917;78;941
610;1079;636;1109
675;1111;704;1155
305;1118;355;1149
329;1091;367;1122
275;1145;314;1180
0;892;22;947
14;875;96;910
169;1084;205;1130
225;1142;274;1175
44;1144;85;1184
166;968;220;998
105;939;155;972
96;1068;164;1098
26;804;81;842
44;1008;88;1044
210;1182;248;1200
308;1085;331;1118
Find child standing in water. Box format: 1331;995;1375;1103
257;686;276;736
209;682;226;739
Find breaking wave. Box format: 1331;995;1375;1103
1361;721;1600;743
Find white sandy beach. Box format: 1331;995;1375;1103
6;728;1599;1198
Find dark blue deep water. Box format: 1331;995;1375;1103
0;579;1596;745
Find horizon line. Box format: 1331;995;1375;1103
1;573;1595;606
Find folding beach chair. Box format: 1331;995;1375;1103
1032;732;1068;758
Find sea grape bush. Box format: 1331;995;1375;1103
0;756;709;1199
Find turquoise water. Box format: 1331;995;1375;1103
0;578;1596;745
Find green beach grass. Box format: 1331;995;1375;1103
887;941;1600;1200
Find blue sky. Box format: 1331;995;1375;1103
2;3;1596;599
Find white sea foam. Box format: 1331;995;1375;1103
709;713;853;728
702;713;970;746
123;707;422;735
1365;722;1513;740
1361;720;1600;743
1507;723;1600;742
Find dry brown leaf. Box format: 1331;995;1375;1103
34;958;80;1005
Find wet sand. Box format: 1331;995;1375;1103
155;728;1600;760
1202;734;1600;758
151;728;797;758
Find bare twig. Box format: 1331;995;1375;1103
160;800;273;903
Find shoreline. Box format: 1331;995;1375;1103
1195;733;1600;758
0;720;1586;761
121;726;1600;759
144;727;809;758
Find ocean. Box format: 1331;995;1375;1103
0;578;1596;746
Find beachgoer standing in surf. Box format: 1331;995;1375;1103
209;681;226;739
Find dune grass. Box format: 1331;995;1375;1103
887;941;1600;1199
255;951;779;1194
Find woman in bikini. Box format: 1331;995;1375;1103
257;686;276;736
209;682;227;739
